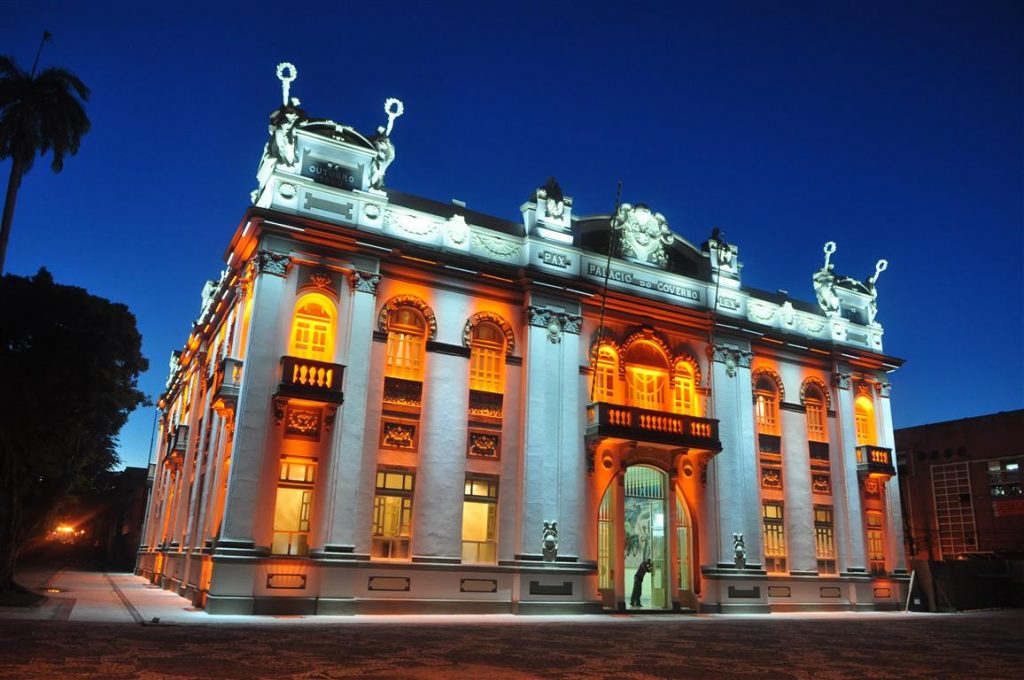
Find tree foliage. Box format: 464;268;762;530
0;52;91;272
0;269;148;591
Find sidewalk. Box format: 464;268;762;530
0;569;953;627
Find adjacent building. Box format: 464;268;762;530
137;66;909;614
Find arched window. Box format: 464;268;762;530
672;361;697;415
290;294;335;362
754;376;780;435
805;384;827;442
385;306;427;381
593;345;619;403
469;321;506;393
625;341;669;411
855;395;876;446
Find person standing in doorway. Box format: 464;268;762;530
630;558;653;607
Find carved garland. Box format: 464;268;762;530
619;328;673;377
751;366;786;402
799;376;832;410
462;311;516;354
377;295;438;341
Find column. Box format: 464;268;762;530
216;251;291;554
707;344;761;568
317;269;380;554
518;301;584;560
876;381;907;573
833;370;867;573
781;406;816;573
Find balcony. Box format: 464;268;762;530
276;356;345;404
586;402;721;451
212;357;243;405
171;425;189;453
856;445;895;478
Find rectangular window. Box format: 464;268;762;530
814;506;836;575
855;409;871;446
756;394;777;434
865;511;885;575
595;363;616;402
462;476;498;563
371;469;414;559
672;375;694;415
988;458;1022;497
806;401;826;442
385;332;424;381
470;346;503;393
762;502;787;574
627;369;666;411
271;459;316;556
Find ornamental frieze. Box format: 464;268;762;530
255;251;292;277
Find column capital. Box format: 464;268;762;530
527;305;582;344
833;372;852;390
708;344;753;377
349;269;382;295
875;381;892;398
253;250;292;277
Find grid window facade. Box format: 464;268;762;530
931;462;977;558
372;469;415;559
762;502;787;574
462;476;498;563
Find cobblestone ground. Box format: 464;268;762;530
0;609;1021;679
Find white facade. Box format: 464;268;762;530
138;77;908;615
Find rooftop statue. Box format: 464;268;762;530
261;63;308;170
865;259;888;326
368;98;404;191
539;177;568;220
812;241;841;317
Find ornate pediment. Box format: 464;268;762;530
611;203;673;268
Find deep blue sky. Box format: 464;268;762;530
4;1;1022;469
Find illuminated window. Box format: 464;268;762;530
814;506;836;575
762;502;787;574
855;395;876;446
469;322;506;393
672;361;696;415
371;469;414;559
593;345;618;403
625;341;669;411
290;294;335;362
988;458;1022;497
754;376;779;434
597;488;613;590
866;511;885;575
385;307;427;381
462;476;498;563
676;494;691;590
271;459;316;556
805;385;827;442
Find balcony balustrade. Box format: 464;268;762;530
277;356;345;404
171;425;189;453
212;357;243;405
856;445;895;478
586;402;721;451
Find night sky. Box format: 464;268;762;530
3;1;1021;470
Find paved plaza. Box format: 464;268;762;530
0;570;1021;679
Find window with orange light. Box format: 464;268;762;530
469;321;505;393
385;307;426;381
866;510;885;575
855;395;876;446
593;345;618;403
814;506;836;575
805;385;827;442
672;361;696;415
290;294;335;362
754;376;779;434
762;501;787;573
271;458;316;556
625;341;669;411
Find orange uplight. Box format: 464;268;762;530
55;524;75;534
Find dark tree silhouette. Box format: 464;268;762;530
0;39;91;273
0;269;148;594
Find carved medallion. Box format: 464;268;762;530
610;203;674;268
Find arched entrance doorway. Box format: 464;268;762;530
598;464;693;610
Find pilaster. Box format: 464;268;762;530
217;251;291;554
876;382;907;573
833;369;867;573
780;406;816;573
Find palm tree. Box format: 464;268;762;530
0;40;90;273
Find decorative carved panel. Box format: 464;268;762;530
285;406;322;440
468;431;501;459
812;473;832;495
468;390;503;418
383;377;423;408
380;420;417;451
761;465;782;489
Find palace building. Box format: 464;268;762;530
137;65;909;614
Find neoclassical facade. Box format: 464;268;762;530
138;66;908;614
